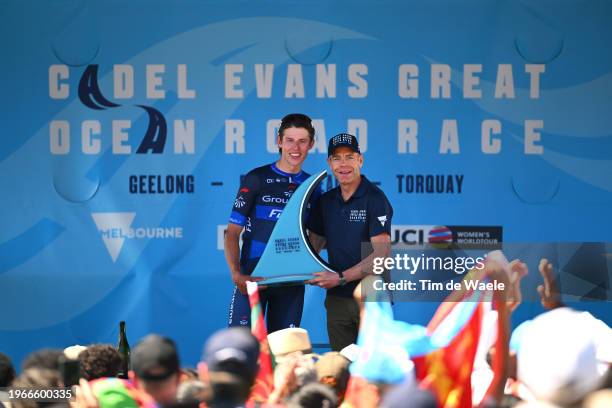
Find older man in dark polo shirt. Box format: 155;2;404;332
307;133;393;351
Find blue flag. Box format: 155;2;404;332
350;289;483;384
351;301;426;384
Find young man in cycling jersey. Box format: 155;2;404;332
224;113;315;332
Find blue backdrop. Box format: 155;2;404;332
1;0;611;369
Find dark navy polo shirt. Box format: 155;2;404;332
307;175;393;297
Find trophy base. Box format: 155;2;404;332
259;274;314;286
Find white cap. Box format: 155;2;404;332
576;311;612;366
63;345;87;360
517;308;603;403
267;328;311;358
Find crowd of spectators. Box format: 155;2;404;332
0;257;610;408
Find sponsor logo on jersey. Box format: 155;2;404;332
266;177;288;183
255;205;284;221
262;195;289;204
234;195;246;208
269;208;283;219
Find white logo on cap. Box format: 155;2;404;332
214;348;247;363
333;134;353;145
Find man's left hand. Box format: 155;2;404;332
307;271;341;289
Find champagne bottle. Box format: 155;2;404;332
116;321;130;379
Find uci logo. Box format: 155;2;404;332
391;225;452;246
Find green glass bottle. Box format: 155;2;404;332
116;321;130;379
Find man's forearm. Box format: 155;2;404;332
307;230;326;253
343;244;390;282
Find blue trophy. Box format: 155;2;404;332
254;170;337;285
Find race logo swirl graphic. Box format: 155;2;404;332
78;64;168;153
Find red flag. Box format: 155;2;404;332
415;254;513;408
341;376;381;408
246;281;274;403
413;301;484;408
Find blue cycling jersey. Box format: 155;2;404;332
228;162;310;275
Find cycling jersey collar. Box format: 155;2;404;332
271;162;303;178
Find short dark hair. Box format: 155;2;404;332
0;352;16;387
22;349;63;371
11;368;64;408
278;113;315;153
208;376;252;406
288;382;338;408
131;334;180;381
78;344;122;380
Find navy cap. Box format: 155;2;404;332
328;133;360;156
131;334;180;381
381;383;437;408
203;328;259;378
